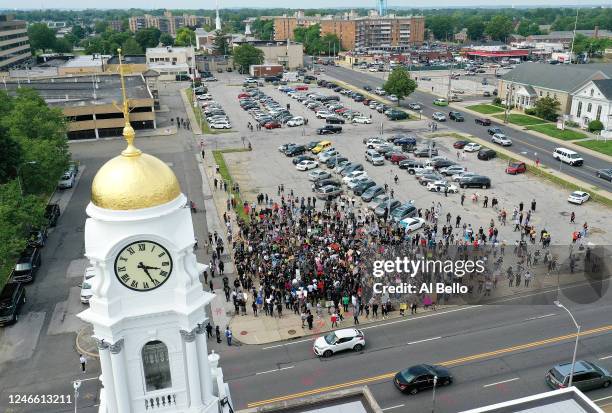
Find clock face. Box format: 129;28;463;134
114;240;173;291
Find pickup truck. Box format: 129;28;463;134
317;125;343;135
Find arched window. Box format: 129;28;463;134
590;89;594;97
587;103;592;113
576;101;582;117
142;340;172;392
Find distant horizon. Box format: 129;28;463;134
0;1;610;11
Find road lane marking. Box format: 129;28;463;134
407;337;442;345
382;404;405;411
246;324;612;408
599;355;612;360
255;366;295;375
483;377;520;388
262;306;481;350
594;395;612;402
524;313;556;321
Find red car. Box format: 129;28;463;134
475;118;491;126
264;121;281;129
453;140;469;149
506;162;527;174
390;153;408;164
335;108;348;114
295;85;309;91
238;93;251;98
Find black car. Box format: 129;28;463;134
353;180;376;196
459;175;491;189
307;141;321;150
488;127;503;135
353;95;365;102
363;85;372;91
0;283;26;326
449;111;464;122
312;178;342;192
11;246;41;283
596;168;612;182
317;125;343;135
45;203;60;227
286;145;306;157
326;116;346;125
414;147;439;158
292;155;316;165
477;149;497;160
394;364;453;394
432;159;456;169
28;227;48;248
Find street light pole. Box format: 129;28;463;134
554;300;580;387
431;375;438;413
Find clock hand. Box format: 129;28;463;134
144;265;161;270
138;262;154;278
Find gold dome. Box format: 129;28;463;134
91;124;181;210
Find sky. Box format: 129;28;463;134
0;0;608;9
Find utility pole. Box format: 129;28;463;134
569;9;579;64
446;60;454;102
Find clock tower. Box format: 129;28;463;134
78;50;229;413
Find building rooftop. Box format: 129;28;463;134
62;55;108;68
592;79;612;100
501;62;612;93
106;55;146;65
2;74;151;107
146;46;194;54
529;30;612;40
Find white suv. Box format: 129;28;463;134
313;328;365;357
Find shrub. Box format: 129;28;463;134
588;119;604;133
565;120;579;128
524;108;536;116
492;97;502;105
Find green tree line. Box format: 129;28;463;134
0;89;70;288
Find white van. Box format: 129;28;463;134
365;149;384;166
553;147;584;166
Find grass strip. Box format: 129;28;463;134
465;104;504;114
184;89;232;135
526;124;588;141
574;139;612;157
492;113;549;126
212;149;251;222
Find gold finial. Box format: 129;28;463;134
117;48;141;157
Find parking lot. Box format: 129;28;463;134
204;73;611;246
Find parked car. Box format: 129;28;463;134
506;162;527;175
477;149;497;160
546;360;611;391
292;155;316;165
390;153;409;164
491;133;512;146
567;191;590;205
326;116;345;124
0;282;26;326
296;160;318;171
80;267;96;304
58;171;75;189
340;163;364;176
399;217;426;233
315;185;343;200
427;181;459;193
463;143;482;152
313;328;365;357
394;364;453;394
45;203;60;227
312;178;342;192
11;246;41;283
459;175;491;189
287;116;305;127
374;199;402;217
475;117;491;126
453;140;469;149
286;145;306;157
353;180;377;196
353;116;372;124
210;121;232;129
390;204;417;222
414;147;439;158
264;120;281;129
317;125;342;135
312;140;332;154
361;185;385;202
433;98;448;106
387;110;409;120
308;170;332;182
28;227;48;248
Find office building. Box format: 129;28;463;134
0;14;31;71
129;11;211;37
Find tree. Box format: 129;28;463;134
0;129;22;184
175;27;195;47
318;33;341;56
213;30;229;55
533;96;560;121
28;23;57;52
466;17;485;40
53;38;73;53
134;27;161;50
485;15;514;41
294;24;322;55
121;38;144;55
427;15;455;41
232;43;264;74
94;21;109;34
71;25;85;40
383;66;417;105
588;120;604;133
252;18;274;40
159;33;174;47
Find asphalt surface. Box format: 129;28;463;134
321;65;612;192
226;295;612;412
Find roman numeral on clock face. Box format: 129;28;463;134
121;274;130;283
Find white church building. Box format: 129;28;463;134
77;53;231;413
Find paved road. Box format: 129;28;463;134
225;294;612;412
322;65;612;192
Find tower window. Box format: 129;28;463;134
142;340;172;391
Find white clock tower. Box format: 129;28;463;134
78;51;229;413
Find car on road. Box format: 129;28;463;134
449;111;464;122
459;175;491;189
546;360;611;392
399;217;426;233
487;127;503;135
374;199;401;217
296;160;318;171
567;191;590;205
11;246;41;283
315;185;343;200
0;282;26;326
317;125;343;135
491;133;512;146
433;98;448;106
363;85;372;91
432;112;446;122
353;116;372;124
427;181;459;193
506;162;527;174
463;143;482;152
475;118;491;126
313;328;365;357
477;149;497;160
388;94;399;102
596;168;612;182
407;103;422;110
394;364;453;394
553;147;584;166
308;170;332;182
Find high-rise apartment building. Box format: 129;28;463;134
0;14;31;70
129;11;211;37
273;11;424;51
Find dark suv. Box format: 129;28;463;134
286;145;306;157
0;283;26;326
45;203;60;227
459;175;491;189
11;247;42;283
317;125;342;135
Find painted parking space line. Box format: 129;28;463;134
382;404;405;411
483;377;520;388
